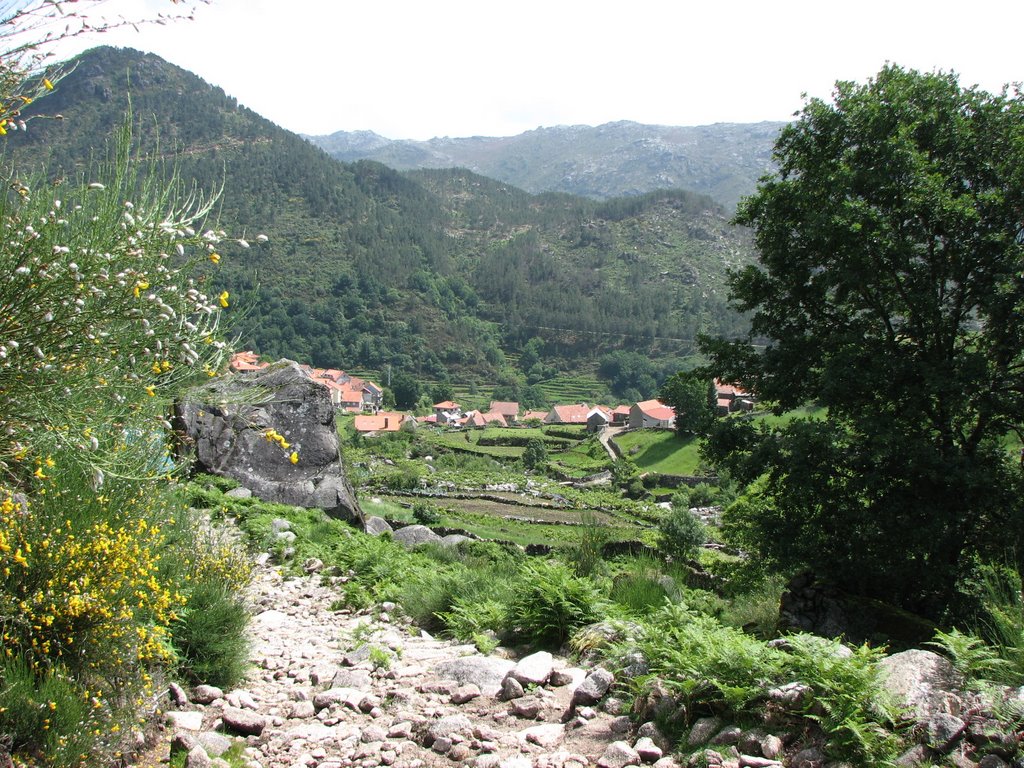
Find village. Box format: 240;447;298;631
229;351;755;436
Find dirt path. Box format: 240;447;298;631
150;560;673;768
598;426;626;462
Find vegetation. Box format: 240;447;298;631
657;498;707;563
658;370;715;436
4;46;755;391
703;65;1024;621
0;8;252;763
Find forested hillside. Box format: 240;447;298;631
5;47;754;385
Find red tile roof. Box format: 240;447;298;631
481;411;508;427
354;412;405;432
229;351;268;372
489;401;519;418
548;403;590;424
433;401;461;411
714;378;750;398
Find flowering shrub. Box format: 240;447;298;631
0;5;259;763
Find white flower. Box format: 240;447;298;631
88;183;105;191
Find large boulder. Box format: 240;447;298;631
175;360;362;523
879;649;962;721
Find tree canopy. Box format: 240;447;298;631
659;371;714;436
703;65;1024;618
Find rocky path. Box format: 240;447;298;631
159;563;677;768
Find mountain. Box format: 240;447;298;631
3;47;756;392
306;120;785;210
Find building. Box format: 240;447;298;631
628;399;676;430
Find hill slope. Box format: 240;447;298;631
4;47;755;387
307;120;784;210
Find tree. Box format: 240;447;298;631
390;371;421;410
659;371;714;436
522;438;548;471
703;65;1024;618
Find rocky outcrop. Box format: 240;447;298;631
175;360;362;523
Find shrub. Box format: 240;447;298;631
522;438;548;470
412;501;442;526
506;560;606;647
610;572;668;616
171;579;249;688
0;11;257;765
563;511;610;577
658;505;707;562
688;483;717;508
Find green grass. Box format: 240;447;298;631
361;497;414;523
748;404;827;427
612;429;703;476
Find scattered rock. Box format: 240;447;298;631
220;707;265;736
433;656;516;696
186;744;212;768
510;696;544;720
167;710;205;731
522;724;566;749
634;736;663;763
393;525;443;548
364;516;394;536
598;741;641;768
169;682;189;707
191;684;224;705
196;732;233;757
502;676;525;701
926;712;966;752
688;717;722;747
572;668;614;706
789;747;826;768
452;684;481;704
510;651;554;686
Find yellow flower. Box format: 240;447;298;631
209;253;220;264
145;386;155;397
13;548;27;567
45;456;55;468
0;121;7;136
151;362;162;374
133;281;149;298
43;78;54;91
289;451;299;464
218;291;230;308
33;467;46;480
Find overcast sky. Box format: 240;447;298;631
45;0;1024;141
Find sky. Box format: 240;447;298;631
37;0;1024;141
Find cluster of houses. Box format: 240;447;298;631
230;351;385;413
229;352;754;437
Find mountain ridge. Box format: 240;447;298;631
305;119;785;210
3;46;756;397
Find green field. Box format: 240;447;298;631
613;429;703;476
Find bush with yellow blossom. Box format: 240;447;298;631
0;3;259;765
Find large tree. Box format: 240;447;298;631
659;371;714;436
703;65;1024;618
